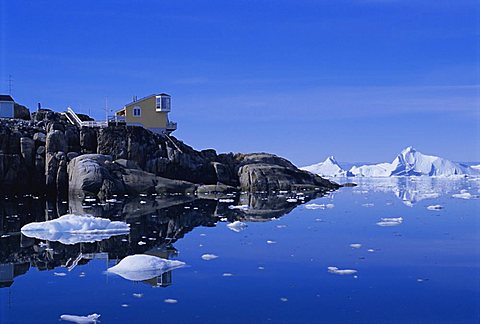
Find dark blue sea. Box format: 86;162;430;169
1;177;479;323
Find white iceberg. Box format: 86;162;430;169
226;221;248;233
60;313;100;324
328;266;357;275
107;254;185;281
301;156;351;177
21;214;130;245
350;147;479;177
452;191;478;199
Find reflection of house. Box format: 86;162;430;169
0;95;14;118
0;263;30;288
115;93;177;134
142;245;178;287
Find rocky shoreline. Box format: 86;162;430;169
0;108;340;198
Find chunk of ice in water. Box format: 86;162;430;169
164;299;178;304
328;266;358;275
54;272;67;276
427;205;443;210
280;297;288;302
286;198;298;203
222;273;233;277
201;254;219;261
376;217;403;227
350;243;362;249
227;221;248;232
60;313;100;323
133;293;144;298
266;240;277;244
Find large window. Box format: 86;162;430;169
156;95;171;111
133;106;141;117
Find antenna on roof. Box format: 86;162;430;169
105;97;108;121
7;75;13;95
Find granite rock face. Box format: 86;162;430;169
0;109;339;197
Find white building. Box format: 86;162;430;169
0;95;14;118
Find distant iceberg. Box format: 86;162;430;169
301;156;351;177
303;147;480;178
21;214;130;245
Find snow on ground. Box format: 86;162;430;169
60;313;100;324
21;214;130;245
107;254;186;282
226;221;248;232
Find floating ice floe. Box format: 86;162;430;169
164;299;178;304
228;205;249;210
376;217;403;227
21;214;130;245
266;240;277;244
305;203;334;210
201;254;219;261
362;203;374;208
60;313;100;324
54;272;67;277
280;297;288;302
350;243;362;249
219;198;235;203
427;205;443;210
328;266;358;275
107;254;186;282
133;293;143;298
452;191;478;199
227;221;248;233
223;273;233;277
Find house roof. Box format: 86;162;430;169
0;95;14;102
121;93;170;109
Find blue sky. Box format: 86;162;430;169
1;0;478;165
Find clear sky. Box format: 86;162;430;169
1;0;478;165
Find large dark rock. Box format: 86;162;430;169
13;103;31;120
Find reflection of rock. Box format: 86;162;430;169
0;188;326;287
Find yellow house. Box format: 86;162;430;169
115;93;177;134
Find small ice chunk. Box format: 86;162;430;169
133;293;144;298
350;243;362;249
276;224;287;229
121;304;129;308
138;241;146;245
305;203;325;210
362;203;374;207
164;299;178;304
326;203;335;208
452;192;477;199
222;273;233;277
376;217;403;227
201;254;219;261
286;198;298;203
54;272;67;276
367;249;375;253
427;205;443;210
328;266;358;275
140;201;147;204
107;254;186;282
60;313;100;323
266;240;277;244
227;221;248;233
258;266;265;270
280;297;288;302
228;205;249;210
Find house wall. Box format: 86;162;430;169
0;102;14;118
122;96;168;129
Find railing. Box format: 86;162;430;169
108;115;126;124
65;107;108;128
166;121;177;130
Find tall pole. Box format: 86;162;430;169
7;74;12;95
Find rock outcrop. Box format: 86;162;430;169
0;108;339;197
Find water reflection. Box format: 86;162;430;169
0;190;326;288
350;177;478;205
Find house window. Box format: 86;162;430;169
133;106;141;117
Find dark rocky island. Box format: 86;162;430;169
0;107;340;198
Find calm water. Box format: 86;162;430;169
0;178;479;323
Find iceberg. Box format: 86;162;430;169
21;214;130;245
328;266;357;275
350;147;479;177
60;314;100;324
376;217;403;227
107;254;186;281
301;156;351;177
